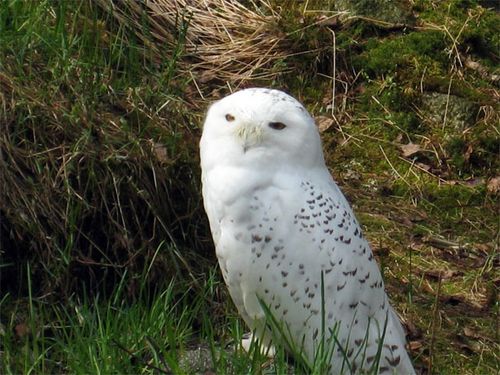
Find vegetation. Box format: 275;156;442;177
0;0;498;373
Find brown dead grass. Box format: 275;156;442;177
97;0;292;90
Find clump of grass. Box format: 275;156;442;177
96;0;294;87
1;261;209;374
0;0;206;298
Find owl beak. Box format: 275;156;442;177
235;124;263;153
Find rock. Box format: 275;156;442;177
420;93;478;131
179;343;214;374
334;0;414;25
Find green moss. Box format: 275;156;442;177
463;14;500;60
447;137;468;172
469;137;500;175
445;123;499;177
392;181;495;242
423;183;484;207
356;31;448;79
357;212;393;231
411;223;434;237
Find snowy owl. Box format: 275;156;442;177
200;88;415;374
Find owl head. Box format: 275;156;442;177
200;88;325;171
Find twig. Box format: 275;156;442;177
423;235;465;251
419;66;427;94
330;28;336;118
188;70;205;100
442;73;454;130
145;335;171;374
428;273;442;375
379;145;412;190
396;156;448;184
112;339;172;374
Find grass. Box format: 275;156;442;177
1;263;225;374
0;0;498;374
0;0;204;297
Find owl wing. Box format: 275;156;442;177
228;169;411;371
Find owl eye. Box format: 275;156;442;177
225;114;235;122
268;121;287;130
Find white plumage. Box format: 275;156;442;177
200;88;415;374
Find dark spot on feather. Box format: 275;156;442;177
386;355;401;367
313;328;319;339
337;281;347;291
251;234;262;243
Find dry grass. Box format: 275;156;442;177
97;0;292;90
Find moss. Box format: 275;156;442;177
423;184;487;208
411;223;434;237
417;0;500;63
356;31;448;79
447;137;469;172
444;124;499;177
391;181;495;242
470;136;500;174
357;212;393;231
